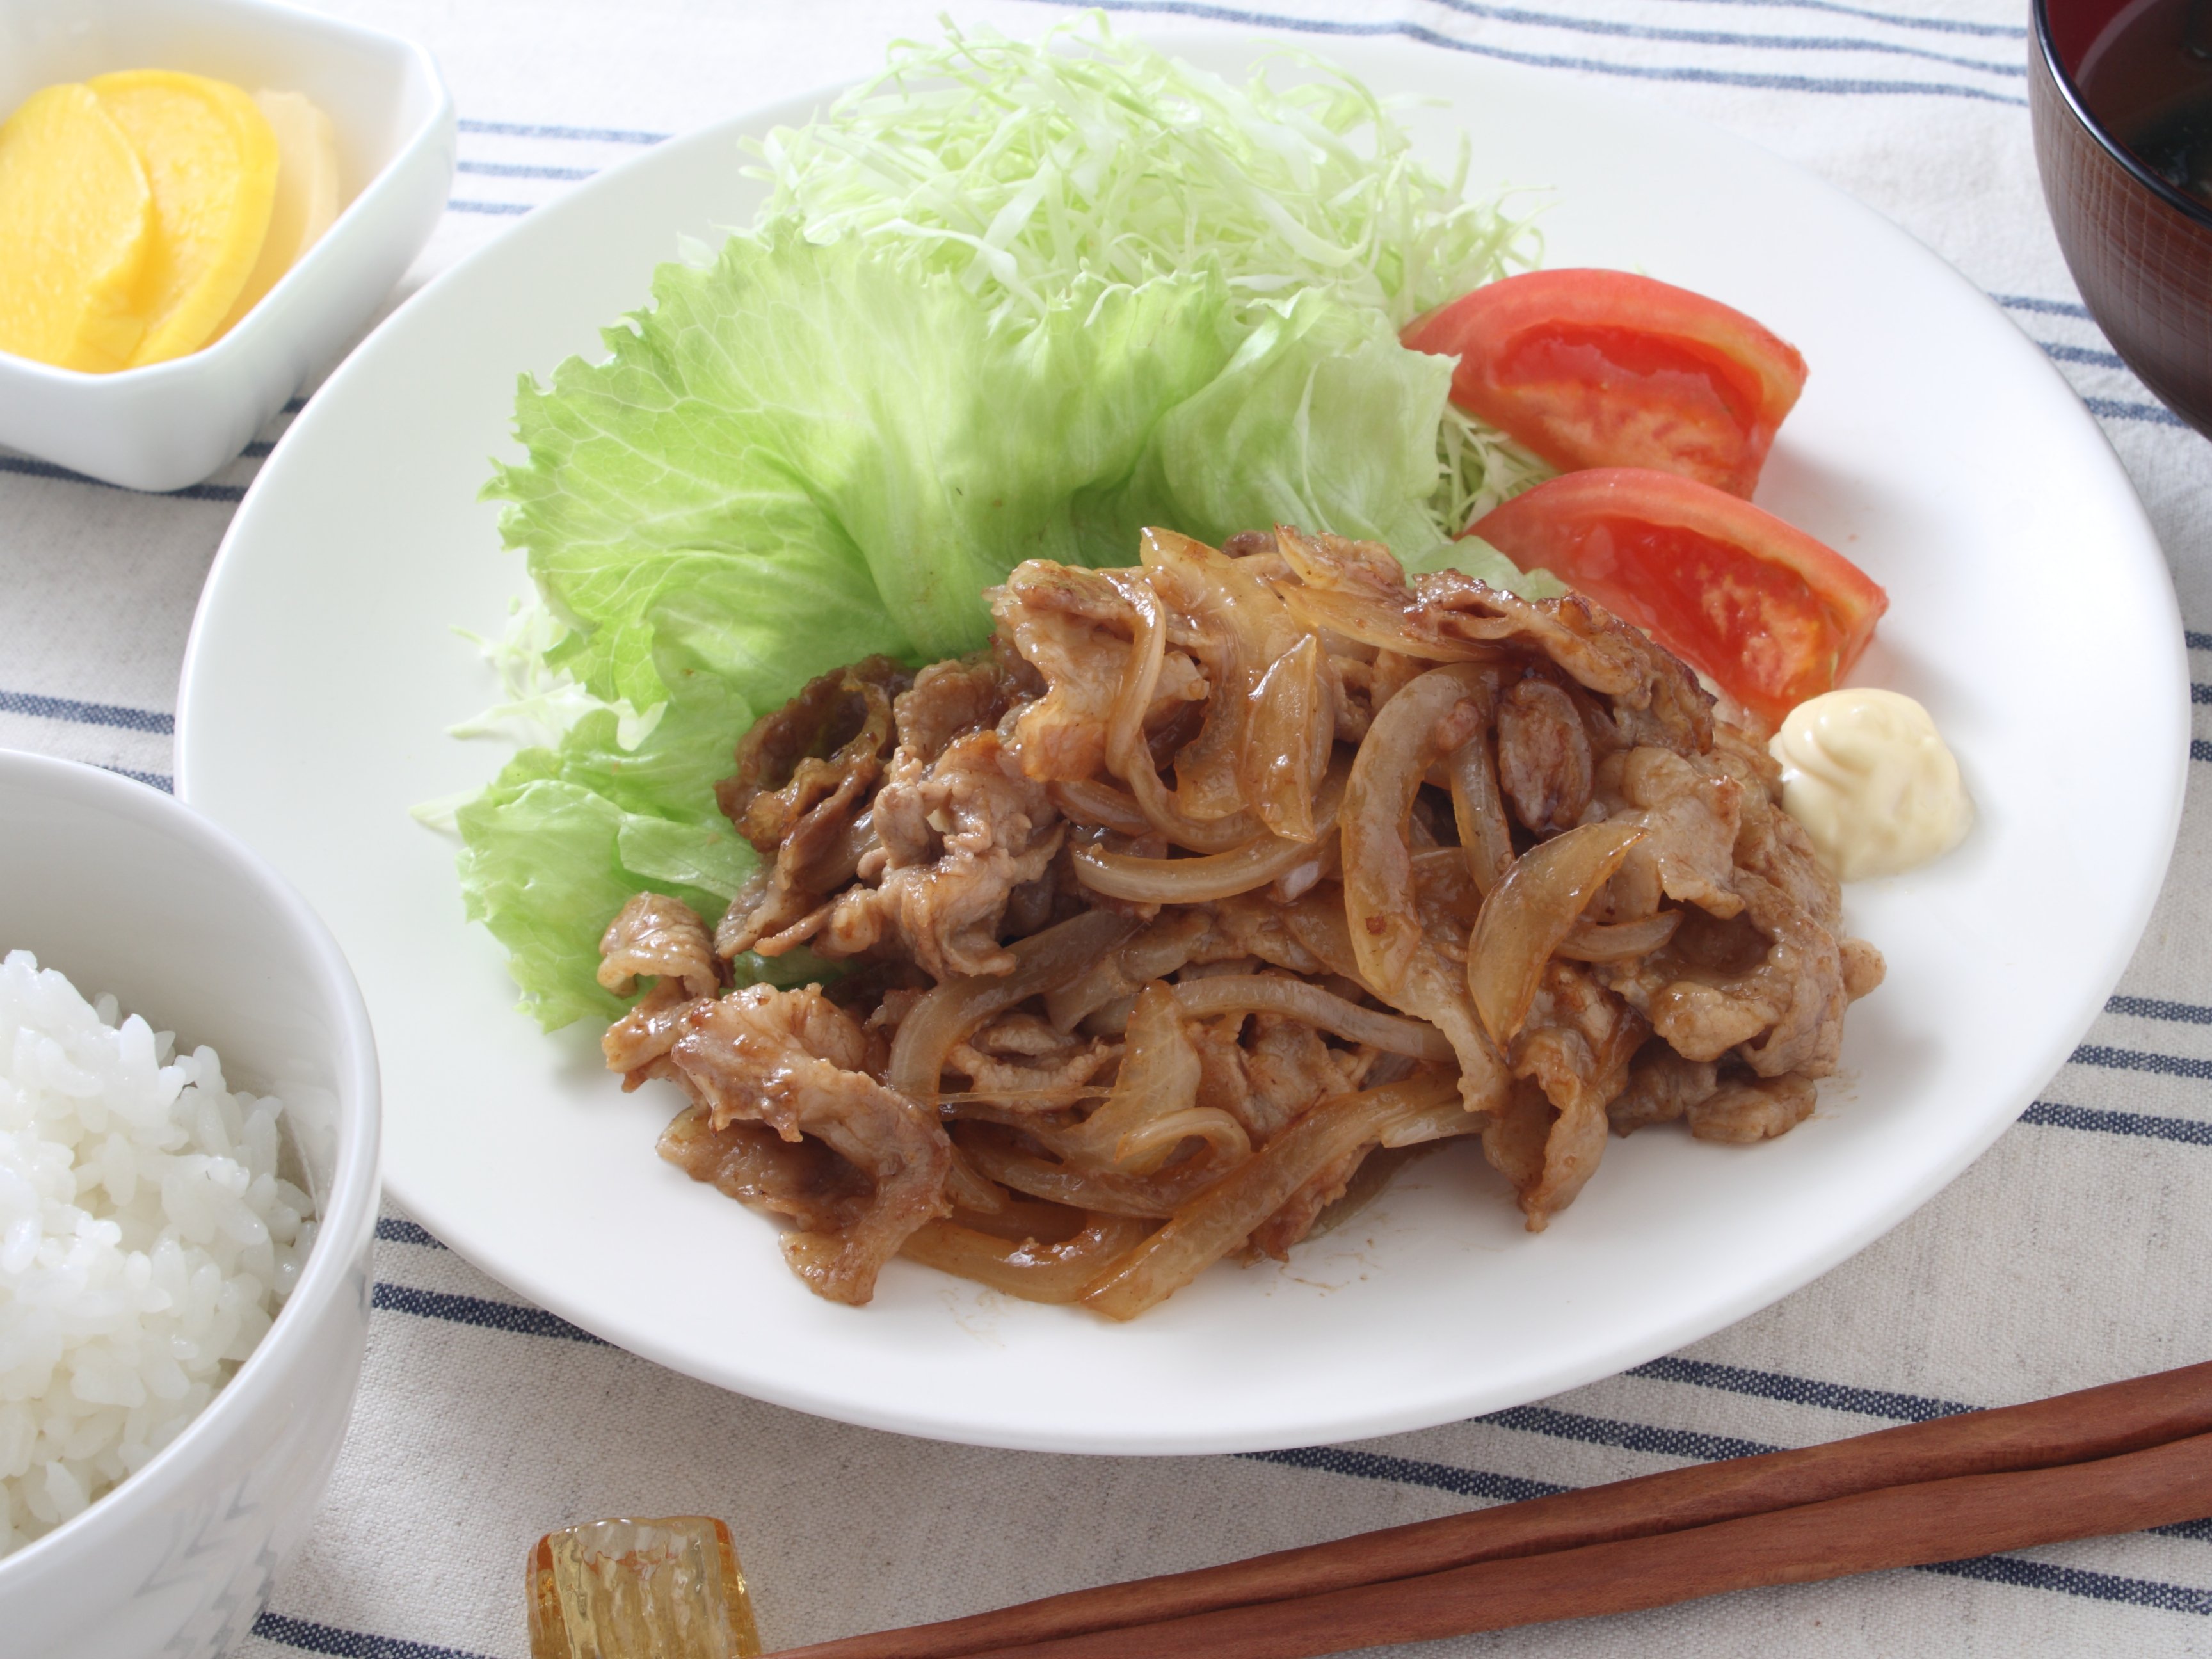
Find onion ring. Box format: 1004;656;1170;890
1555;910;1682;962
1102;568;1167;777
1070;762;1349;903
1031;982;1248;1175
1082;1072;1463;1320
1446;720;1514;897
888;910;1140;1100
1468;819;1647;1047
1340;666;1511;1114
901;1214;1155;1304
1242;632;1331;841
958;1127;1230;1218
1169;975;1455;1062
1279;584;1505;664
1105;565;1264;853
1049;779;1151;837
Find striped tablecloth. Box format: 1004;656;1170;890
10;1;2212;1654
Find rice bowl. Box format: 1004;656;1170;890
0;950;319;1556
0;750;378;1659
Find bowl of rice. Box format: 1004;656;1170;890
0;749;378;1659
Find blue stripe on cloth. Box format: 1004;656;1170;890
2111;995;2212;1025
2188;631;2212;649
373;1217;448;1249
456;159;596;180
0;454;245;501
2195;682;2212;704
1918;1554;2212;1615
447;199;533;216
2085;394;2190;427
456;117;667;143
1993;291;2094;317
1481;1403;1778;1462
1237;1445;1567;1503
253;1611;495;1659
2021;1100;2212;1148
2040;340;2130;371
1423;0;2023;74
101;766;173;792
0;688;172;734
366;1274;2212;1614
372;1282;606;1344
1018;0;2029;104
2195;739;2212;764
1626;1356;1972;1422
2071;1045;2212;1082
1685;0;2026;37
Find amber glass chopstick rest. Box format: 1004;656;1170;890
530;1516;763;1658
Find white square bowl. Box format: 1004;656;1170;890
0;0;454;492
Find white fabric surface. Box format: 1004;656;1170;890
6;1;2212;1654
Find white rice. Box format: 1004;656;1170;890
0;949;316;1557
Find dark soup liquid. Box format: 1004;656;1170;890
2078;0;2212;205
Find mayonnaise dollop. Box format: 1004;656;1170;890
1768;689;1971;882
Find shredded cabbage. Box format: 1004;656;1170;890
754;16;1528;329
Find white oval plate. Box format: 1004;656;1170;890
177;33;2186;1455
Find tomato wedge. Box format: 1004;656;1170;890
1468;469;1887;726
1404;269;1809;499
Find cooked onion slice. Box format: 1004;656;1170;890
1555;910;1682;962
1377;1096;1489;1148
937;1196;1088;1245
1343;666;1484;994
901;1214;1155;1304
1103;568;1167;777
1468;820;1647;1047
1446;723;1514;896
1032;983;1247;1175
1071;762;1348;903
1050;779;1151;837
1045;910;1217;1032
1082;1073;1464;1320
960;1128;1228;1217
1170;975;1455;1063
1281;888;1382;995
1242;632;1332;842
1340;666;1509;1113
1107;577;1263;854
1279;584;1502;664
945;1144;1014;1215
888;910;1140;1100
1144;526;1311;828
1093;558;1256;851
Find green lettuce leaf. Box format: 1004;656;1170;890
489;230;1246;694
465;223;1559;1027
455;777;696;1030
1105;289;1460;564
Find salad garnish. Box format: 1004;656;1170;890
461;17;1559;1029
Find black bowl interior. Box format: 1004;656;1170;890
2035;0;2212;232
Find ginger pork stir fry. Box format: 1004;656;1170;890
596;527;1885;1315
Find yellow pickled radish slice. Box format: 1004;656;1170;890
212;90;341;339
88;69;278;367
0;83;153;371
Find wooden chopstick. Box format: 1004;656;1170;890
958;1429;2212;1659
762;1359;2212;1659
